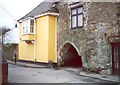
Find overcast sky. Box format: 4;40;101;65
1;0;119;29
0;0;44;28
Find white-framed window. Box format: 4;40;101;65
71;6;83;29
22;19;34;34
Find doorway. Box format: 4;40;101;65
60;42;82;67
111;42;120;75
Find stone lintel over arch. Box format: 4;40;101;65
60;41;80;55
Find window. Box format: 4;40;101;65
23;19;34;34
23;20;29;33
30;19;34;33
71;6;83;29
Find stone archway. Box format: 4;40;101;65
59;42;82;67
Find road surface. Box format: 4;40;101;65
8;64;115;84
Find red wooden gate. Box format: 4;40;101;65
111;42;120;75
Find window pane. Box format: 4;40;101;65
23;20;28;27
72;16;77;28
78;7;83;14
25;27;28;33
30;19;34;33
72;9;77;15
30;19;34;26
78;14;83;27
23;27;25;33
30;27;34;33
23;20;29;33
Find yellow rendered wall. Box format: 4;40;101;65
48;16;57;63
35;16;49;62
18;15;57;63
18;22;34;61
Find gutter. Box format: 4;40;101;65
35;12;59;18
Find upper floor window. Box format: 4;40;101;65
22;19;34;34
71;6;83;29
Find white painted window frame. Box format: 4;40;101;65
22;18;35;35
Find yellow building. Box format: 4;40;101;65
18;2;59;63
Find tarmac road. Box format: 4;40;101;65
8;64;117;84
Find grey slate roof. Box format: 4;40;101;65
19;1;59;21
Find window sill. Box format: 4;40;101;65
21;34;35;41
71;26;83;29
22;33;34;35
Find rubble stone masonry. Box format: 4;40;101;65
55;1;120;74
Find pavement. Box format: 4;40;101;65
64;68;119;83
7;60;46;68
7;60;119;83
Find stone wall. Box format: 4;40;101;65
83;2;119;74
55;1;119;74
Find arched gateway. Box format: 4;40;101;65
59;42;82;67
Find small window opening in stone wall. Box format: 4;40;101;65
71;6;83;29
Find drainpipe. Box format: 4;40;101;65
34;18;36;62
56;14;59;64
